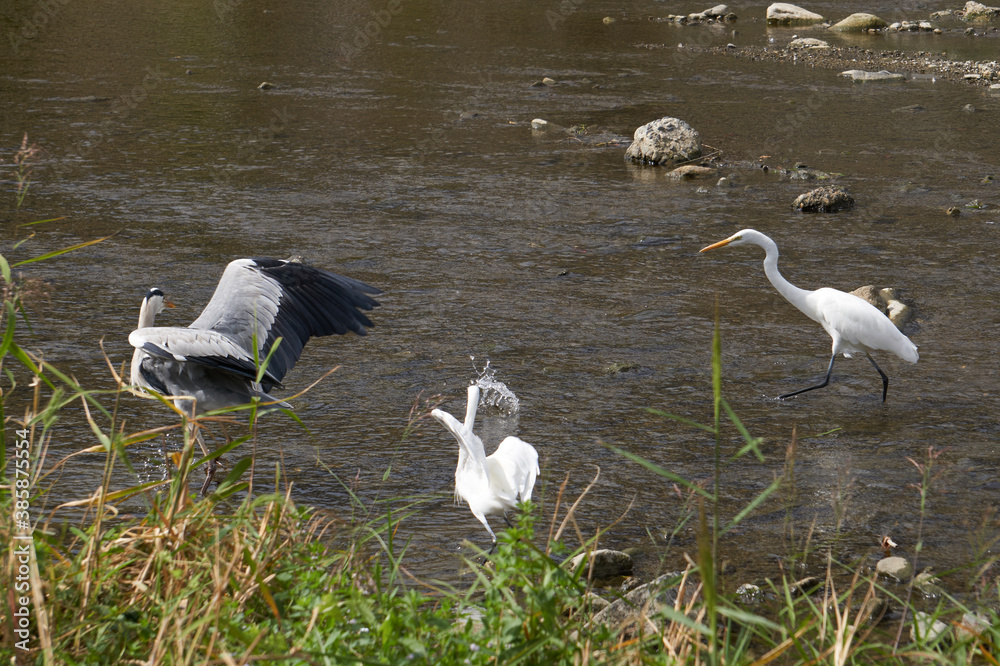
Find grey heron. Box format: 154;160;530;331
700;229;918;401
432;385;539;554
129;257;381;492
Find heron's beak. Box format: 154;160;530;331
165;300;177;308
700;237;734;252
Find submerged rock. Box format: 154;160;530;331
793;185;854;212
840;69;906;82
788;37;831;49
668;165;717;179
850;285;881;308
766;3;825;24
590;573;683;634
830;12;888;31
962;1;1000;22
625;117;702;167
877;555;914;581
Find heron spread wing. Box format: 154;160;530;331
488;436;539;502
188;258;381;384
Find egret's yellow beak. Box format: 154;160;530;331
700;237;734;252
164;300;176;309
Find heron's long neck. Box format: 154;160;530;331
137;299;157;329
760;240;813;315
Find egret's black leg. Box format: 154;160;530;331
487;536;498;556
779;353;836;400
502;512;515;529
867;353;889;403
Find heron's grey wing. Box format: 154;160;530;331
188;258;381;384
128;327;282;386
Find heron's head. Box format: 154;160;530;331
138;288;175;327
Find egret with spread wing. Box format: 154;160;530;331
432;385;539;553
130;257;381;490
700;229;918;402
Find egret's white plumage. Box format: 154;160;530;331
700;229;918;402
129;258;381;416
432;385;539;551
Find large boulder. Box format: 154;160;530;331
625;117;702;166
830;12;888;31
766;3;824;24
568;549;634;579
962;1;1000;21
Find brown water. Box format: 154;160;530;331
2;0;999;591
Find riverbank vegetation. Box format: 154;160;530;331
1;251;998;665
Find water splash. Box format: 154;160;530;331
471;358;520;416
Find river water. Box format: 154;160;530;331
1;0;998;592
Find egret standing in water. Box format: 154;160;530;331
130;257;381;491
432;385;539;553
700;229;918;402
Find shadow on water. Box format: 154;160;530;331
1;0;998;586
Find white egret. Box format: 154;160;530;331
130;257;380;491
431;385;539;553
700;229;918;402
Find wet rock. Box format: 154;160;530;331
736;583;763;604
852;596;889;626
877;555;913;581
893;104;925;113
766;3;825;24
955;611;991;641
531;118;554;130
668;165;717;179
704;5;730;18
590;573;682;634
793;185;854;212
879;288;914;329
788;37;831;49
790;576;823;595
625;117;702;167
830;13;888;32
962;1;1000;22
788;166;833;180
257;81;274;90
570;549;634;579
911;611;949;643
840;69;906;82
851;285;881;308
946;206;961;216
913;569;945;597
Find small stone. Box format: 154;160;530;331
542;77;557;86
257;81;274;90
877;556;914;581
963;103;977;112
736;583;763;603
830;12;888;32
946;206;962;216
788;37;831;49
531;118;551;130
668;165;717;179
602;16;616;24
955;611;991;641
704;4;729;18
840;69;906;82
911;611;949;643
912;569;945;597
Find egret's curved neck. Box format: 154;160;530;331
758;236;813;314
137;298;159;329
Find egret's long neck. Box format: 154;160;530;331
759;237;814;315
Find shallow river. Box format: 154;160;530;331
1;0;998;591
